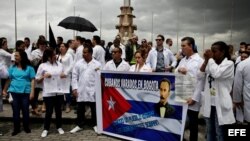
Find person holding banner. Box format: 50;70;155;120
129;50;152;72
176;37;204;141
200;41;235;141
103;47;130;71
70;45;101;133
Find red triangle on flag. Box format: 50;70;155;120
102;87;131;129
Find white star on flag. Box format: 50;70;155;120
107;96;116;111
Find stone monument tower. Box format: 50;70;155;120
116;0;137;44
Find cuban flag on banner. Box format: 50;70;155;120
100;72;188;141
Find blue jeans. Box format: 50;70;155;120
11;93;30;131
205;106;224;141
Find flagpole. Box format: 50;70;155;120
73;6;75;38
100;9;102;38
230;0;234;44
176;8;180;52
203;0;206;52
45;0;47;39
14;0;17;43
151;12;154;43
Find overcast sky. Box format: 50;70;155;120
1;0;250;53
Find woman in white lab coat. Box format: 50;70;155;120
57;43;74;113
129;50;152;72
36;48;68;137
200;41;235;141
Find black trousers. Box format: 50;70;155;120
43;95;64;130
76;102;96;127
187;109;199;141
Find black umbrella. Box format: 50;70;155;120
58;16;97;32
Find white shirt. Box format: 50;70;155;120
129;64;152;72
93;45;106;67
175;53;204;111
31;49;44;88
233;57;250;122
202;58;235;125
57;53;74;89
146;47;177;71
36;62;68;97
74;45;83;63
0;49;12;68
72;59;101;102
103;59;130;71
109;43;126;59
25;44;32;60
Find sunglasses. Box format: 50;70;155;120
155;39;162;41
112;51;119;54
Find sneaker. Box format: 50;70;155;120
57;128;64;135
70;126;82;133
41;130;48;138
93;126;97;133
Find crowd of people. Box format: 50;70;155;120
1;34;250;141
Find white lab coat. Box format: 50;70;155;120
175;53;204;111
103;59;130;71
67;48;75;61
72;59;101;102
36;62;68;97
202;58;235;125
233;57;250;122
129;64;152;72
93;45;106;67
57;53;74;89
0;49;12;68
146;47;177;71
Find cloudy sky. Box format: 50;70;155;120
1;0;250;53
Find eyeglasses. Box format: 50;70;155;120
155;39;162;41
141;41;146;43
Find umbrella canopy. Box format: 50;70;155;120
58;16;97;32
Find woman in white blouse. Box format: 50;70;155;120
129;50;152;72
36;48;68;137
57;43;74;113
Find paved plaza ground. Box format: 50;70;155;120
0;103;206;141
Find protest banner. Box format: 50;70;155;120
96;71;188;141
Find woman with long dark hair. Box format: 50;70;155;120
36;48;67;137
200;41;235;141
3;50;35;136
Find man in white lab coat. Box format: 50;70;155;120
103;47;130;71
70;45;101;133
176;37;204;141
92;35;105;67
233;57;250;124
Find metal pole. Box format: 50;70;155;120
73;6;75;38
151;12;154;43
100;10;102;38
230;0;234;44
176;8;179;52
45;0;47;39
203;0;206;52
14;0;17;43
